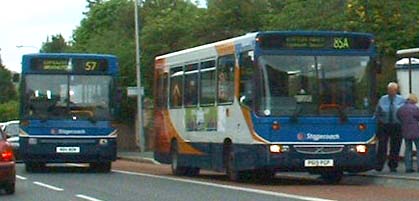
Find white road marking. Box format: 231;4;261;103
76;194;104;201
33;181;64;191
113;170;336;201
16;175;27;180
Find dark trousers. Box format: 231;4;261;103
376;123;402;170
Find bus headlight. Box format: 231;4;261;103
355;145;367;153
269;145;289;153
99;139;108;145
349;145;367;154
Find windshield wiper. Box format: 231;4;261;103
319;104;348;123
290;105;302;123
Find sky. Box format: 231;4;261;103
0;0;88;73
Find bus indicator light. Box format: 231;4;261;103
358;123;367;131
272;121;280;130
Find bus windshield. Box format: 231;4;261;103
23;74;112;121
257;55;373;117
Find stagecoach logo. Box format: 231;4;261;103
51;129;86;135
297;132;340;141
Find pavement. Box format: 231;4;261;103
117;151;419;181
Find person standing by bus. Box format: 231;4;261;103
374;82;405;172
397;94;419;173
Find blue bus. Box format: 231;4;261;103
154;31;379;182
19;53;119;172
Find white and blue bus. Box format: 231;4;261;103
154;31;378;182
19;53;119;172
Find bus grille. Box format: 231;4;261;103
294;145;344;155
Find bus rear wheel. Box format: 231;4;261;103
170;141;200;176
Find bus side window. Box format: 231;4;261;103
184;63;199;107
199;60;216;106
239;51;254;107
217;55;235;104
169;66;183;108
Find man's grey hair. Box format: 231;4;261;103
387;82;399;89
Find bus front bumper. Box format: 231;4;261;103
234;144;377;173
20;137;117;163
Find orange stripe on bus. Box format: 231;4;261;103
155;58;166;69
163;110;204;155
215;42;235;56
241;107;269;143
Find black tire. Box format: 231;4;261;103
254;168;275;181
90;162;112;173
25;162;45;172
4;182;15;194
320;170;343;184
171;141;188;176
226;149;246;181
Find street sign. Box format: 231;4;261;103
127;86;144;97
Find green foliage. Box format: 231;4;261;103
345;0;419;55
37;0;419;121
0;101;19;122
40;34;70;53
0;66;17;103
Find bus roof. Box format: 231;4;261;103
155;31;375;67
22;53;117;59
397;48;419;57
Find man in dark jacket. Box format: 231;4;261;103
374;82;405;172
397;94;419;173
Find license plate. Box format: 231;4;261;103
56;147;80;153
304;159;334;167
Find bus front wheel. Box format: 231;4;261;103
226;150;248;181
25;162;45;172
320;170;343;184
90;162;111;173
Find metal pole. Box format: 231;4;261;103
409;57;412;93
134;0;145;152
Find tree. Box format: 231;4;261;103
40;34;71;53
0;65;17;104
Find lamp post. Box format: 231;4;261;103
135;0;145;152
16;45;39;50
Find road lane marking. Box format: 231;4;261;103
16;175;27;180
76;194;103;201
33;181;64;191
113;170;336;201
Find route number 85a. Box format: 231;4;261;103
333;38;350;49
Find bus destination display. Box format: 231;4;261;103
258;35;371;50
30;58;108;72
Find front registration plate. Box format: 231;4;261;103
304;159;334;167
56;147;80;153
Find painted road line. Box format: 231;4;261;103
113;170;336;201
33;181;64;191
76;194;104;201
16;175;27;180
